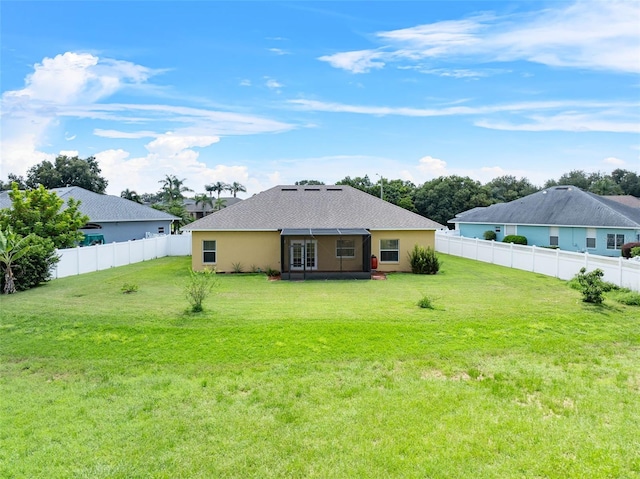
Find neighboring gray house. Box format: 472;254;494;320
450;186;640;257
184;197;242;220
1;186;178;244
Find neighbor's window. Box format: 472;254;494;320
606;234;624;250
158;226;165;234
586;228;595;249
380;239;399;262
203;240;217;263
586;237;596;249
549;236;559;247
336;239;355;258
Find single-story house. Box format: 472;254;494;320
1;186;179;243
182;185;444;279
450;185;640;257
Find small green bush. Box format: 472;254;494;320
185;268;218;313
232;262;244;273
573;267;605;304
631;246;640;258
265;266;280;277
121;283;139;294
621;242;640;258
417;294;435;309
408;244;440;274
502;235;527;245
483;230;497;241
1;235;59;292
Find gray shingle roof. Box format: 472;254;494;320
0;187;178;222
183;185;443;231
452;186;640;228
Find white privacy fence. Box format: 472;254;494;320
436;233;640;292
52;234;192;279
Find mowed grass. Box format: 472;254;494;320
1;255;639;479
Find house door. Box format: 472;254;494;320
290;240;317;270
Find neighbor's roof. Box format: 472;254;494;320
451;186;640;228
0;186;179;222
603;195;640;209
183;185;444;231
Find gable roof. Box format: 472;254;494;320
0;186;178;222
451;186;640;228
183;185;443;231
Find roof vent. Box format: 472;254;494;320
327;188;343;191
304;188;320;191
281;188;298;191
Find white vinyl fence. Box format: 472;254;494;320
52;234;192;279
436;233;640;292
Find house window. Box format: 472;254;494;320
158;227;165;234
336;239;355;258
203;240;217;263
380;239;399;262
549;226;559;247
606;234;624;250
586;237;596;248
586;228;596;249
494;227;501;233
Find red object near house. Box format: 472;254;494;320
371;255;378;270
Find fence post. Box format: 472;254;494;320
475;237;479;261
555;248;560;278
585;251;589;271
531;245;536;273
510;242;514;268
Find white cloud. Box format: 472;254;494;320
94;129;158;139
265;78;284;90
59;150;79;157
416;156;448;178
239;79;252;87
289;98;639;133
320;2;640;74
145;133;220;157
268;48;290;55
64;132;76;141
603;156;625;166
318;50;386;74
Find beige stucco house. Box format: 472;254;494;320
182;185;443;279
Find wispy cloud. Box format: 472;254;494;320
0;51;296;180
268;48;290;55
289;98;639;133
265;78;284;90
319;1;640;74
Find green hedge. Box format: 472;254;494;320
502;235;527;245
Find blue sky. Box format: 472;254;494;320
1;1;639;197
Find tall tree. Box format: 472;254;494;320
159;175;192;203
1;184;89;249
205;181;229;200
121;189;142;203
228;181;247;198
25;155;108;193
214;198;227;211
194;193;214;212
0;174;28;191
610;169;640;197
485;175;539;203
414;176;492;227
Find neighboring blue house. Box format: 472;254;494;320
450;186;640;257
1;186;179;244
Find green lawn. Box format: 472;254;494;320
1;255;639;478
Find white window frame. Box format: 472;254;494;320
586;229;596;249
606;234;624;250
549;226;559;247
379;239;400;263
203;240;217;264
336;239;356;259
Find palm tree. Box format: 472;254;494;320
194;193;214;215
214;198;227;211
159;175;192;203
228;181;247;198
120;189;142;203
205;181;229;200
0;227;32;294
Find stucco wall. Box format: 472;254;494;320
370;230;436;272
191;230;281;272
192;229;437;274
